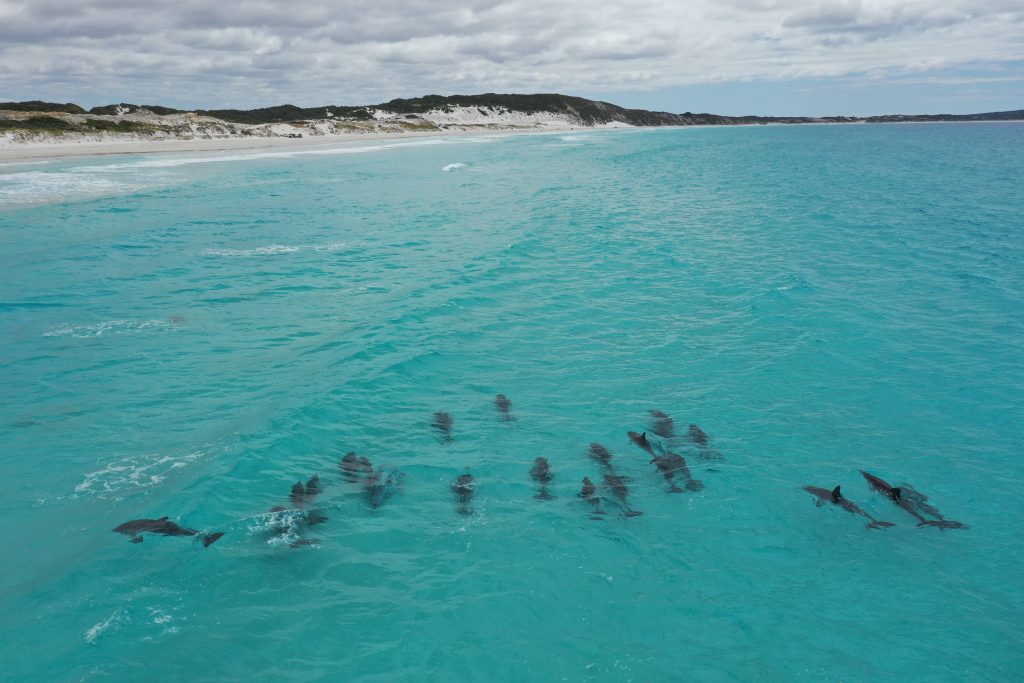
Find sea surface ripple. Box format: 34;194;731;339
1;125;1022;681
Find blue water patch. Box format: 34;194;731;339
1;124;1022;681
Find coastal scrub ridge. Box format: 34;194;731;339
1;94;1021;142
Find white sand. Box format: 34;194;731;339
0;105;632;163
0;129;483;163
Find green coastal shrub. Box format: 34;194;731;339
88;103;183;116
83;119;155;133
0;101;87;114
0;116;79;132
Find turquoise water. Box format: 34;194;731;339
1;124;1022;681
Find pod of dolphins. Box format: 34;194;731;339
112;396;967;548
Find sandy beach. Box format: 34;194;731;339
0;127;568;164
1;132;416;163
0;105;635;164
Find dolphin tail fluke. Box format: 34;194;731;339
685;479;705;492
917;520;968;530
201;532;225;547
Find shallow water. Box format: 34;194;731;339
1;124;1022;681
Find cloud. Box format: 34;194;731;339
782;0;968;41
0;0;1021;108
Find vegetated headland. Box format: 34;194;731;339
1;93;1021;146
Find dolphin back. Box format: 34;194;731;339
370;468;403;508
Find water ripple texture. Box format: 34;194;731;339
1;124;1022;681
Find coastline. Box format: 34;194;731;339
0;124;595;164
3;118;1019;165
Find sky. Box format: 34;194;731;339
0;0;1021;116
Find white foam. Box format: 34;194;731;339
149;608;173;625
311;241;347;252
42;318;173;338
246;508;325;548
74;449;206;497
84;609;128;644
201;241;346;257
0;136;486;207
201;245;301;257
247;508;304;534
92;136;459;171
0;167;162;206
442;163;466;172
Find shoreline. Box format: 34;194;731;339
2;118;1020;165
0;124;608;164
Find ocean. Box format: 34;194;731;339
1;124;1022;681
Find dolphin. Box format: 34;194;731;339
651;455;684;492
529;457;555;500
687;424;708;447
112;517;225;547
627;431;658;457
453;473;475;515
290;475;321;509
649;410;676;439
304;475;321;505
603;474;643;517
365;467;404;509
687;424;724;459
578;476;606;516
589;443;614;469
860;471;967;529
340;452;373;482
290;482;306;508
432;411;453;442
896;482;946;519
651;452;704;493
803;485;895;529
495;394;514;421
304;509;329;526
667;452;704;491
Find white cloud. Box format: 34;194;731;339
0;0;1021;107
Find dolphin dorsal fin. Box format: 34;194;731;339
891;487;902;501
641;432;647;440
831;486;842;502
158;516;168;520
